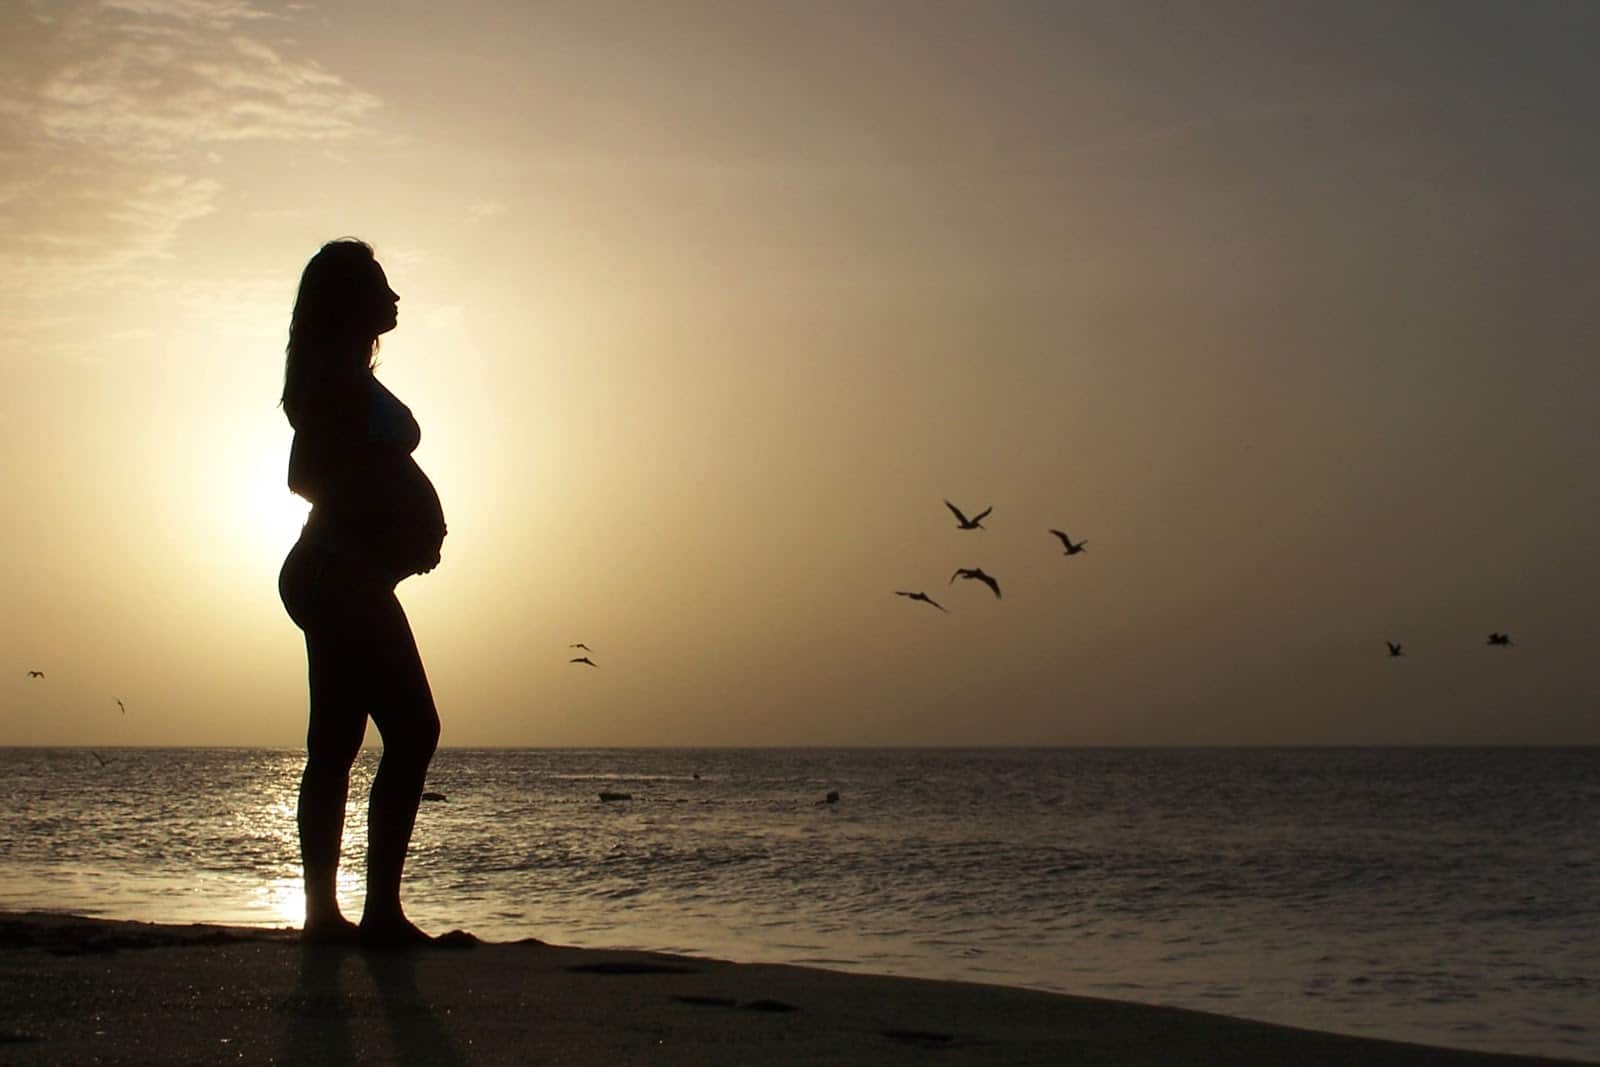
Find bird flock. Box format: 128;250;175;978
898;500;1513;660
18;499;1522;710
894;499;1087;614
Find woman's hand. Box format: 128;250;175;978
415;524;445;575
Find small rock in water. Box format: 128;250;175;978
421;791;448;802
598;791;632;802
820;790;840;805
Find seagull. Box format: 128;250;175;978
1386;641;1404;658
944;499;991;531
570;656;598;667
895;590;948;612
1486;633;1513;647
90;751;113;768
26;670;44;678
950;567;1002;599
569;643;591;651
115;699;126;715
1049;529;1087;555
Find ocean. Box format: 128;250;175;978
1;746;1595;1062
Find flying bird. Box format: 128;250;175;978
26;670;44;678
569;643;591;651
1486;633;1513;647
570;656;598;667
895;590;948;613
1386;641;1404;658
115;699;126;715
950;567;1002;599
944;499;991;530
1049;529;1087;555
90;751;113;768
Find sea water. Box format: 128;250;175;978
1;746;1595;1062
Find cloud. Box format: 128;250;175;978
0;0;382;342
1;166;221;311
105;173;223;256
99;0;273;27
30;20;379;157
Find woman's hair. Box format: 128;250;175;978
282;238;383;427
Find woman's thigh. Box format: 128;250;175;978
358;594;439;754
303;585;437;758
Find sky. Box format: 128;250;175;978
3;0;1597;747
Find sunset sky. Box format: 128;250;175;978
3;1;1597;747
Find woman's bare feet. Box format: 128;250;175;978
358;914;433;949
301;914;360;946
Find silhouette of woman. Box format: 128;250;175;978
278;238;448;946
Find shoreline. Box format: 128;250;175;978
0;912;1584;1065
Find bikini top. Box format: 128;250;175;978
368;377;421;452
287;372;446;577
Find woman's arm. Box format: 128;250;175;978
287;371;369;503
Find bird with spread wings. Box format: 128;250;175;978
944;499;991;531
1049;529;1086;555
950;567;1002;599
895;591;948;613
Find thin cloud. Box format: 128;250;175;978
105;174;223;257
99;0;273;29
1;0;382;337
4;168;221;301
32;28;379;157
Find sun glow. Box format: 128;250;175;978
253;464;312;552
227;438;310;570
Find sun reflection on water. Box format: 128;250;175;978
251;877;306;929
229;780;368;930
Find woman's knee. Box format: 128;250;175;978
380;709;439;770
410;713;441;760
301;755;354;791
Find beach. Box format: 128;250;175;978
0;913;1583;1066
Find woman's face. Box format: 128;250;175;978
370;262;400;336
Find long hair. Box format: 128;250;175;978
282;238;382;428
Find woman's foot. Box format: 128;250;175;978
358;914;433;949
301;914;360;946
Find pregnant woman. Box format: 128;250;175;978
278;238;448;946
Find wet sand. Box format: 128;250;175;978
0;912;1581;1065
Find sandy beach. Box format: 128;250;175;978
0;913;1582;1066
